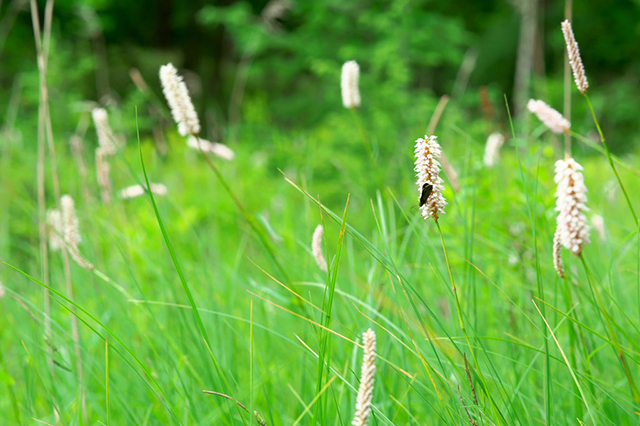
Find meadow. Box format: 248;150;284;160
1;4;640;426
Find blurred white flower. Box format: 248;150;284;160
92;108;117;155
187;136;235;161
96;147;112;203
60;195;93;270
160;63;201;136
341;61;361;109
591;214;606;241
483;132;504;167
311;225;328;272
528;99;570;134
46;209;63;251
119;183;168;200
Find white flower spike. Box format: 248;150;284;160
311;225;328;272
352;328;376;426
561;20;589;94
341;61;361;109
554;158;590;256
159;63;201;136
414;135;447;221
527;99;570;135
483;132;504;167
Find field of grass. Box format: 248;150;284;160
2;14;640;425
2;82;640;425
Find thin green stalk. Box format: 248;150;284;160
314;195;350;424
5;262;184;424
561;275;582;420
435;221;491;420
105;335;110;426
194;138;302;305
532;301;595;425
583;94;638;227
435;221;464;333
136;113;238;413
579;256;640;404
350;108;375;165
505;94;552;423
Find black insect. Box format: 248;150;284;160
419;183;433;207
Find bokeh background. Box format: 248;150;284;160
2;0;640;152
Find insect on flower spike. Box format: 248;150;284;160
414;135;447;221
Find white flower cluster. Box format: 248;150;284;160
554;158;590;255
160;63;201;136
561;20;589;94
118;183;168;200
527;99;571;134
352;328;376;426
341;60;361;109
186;136;235;161
414;135;447;220
483;132;504;167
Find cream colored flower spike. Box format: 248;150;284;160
414;135;447;221
341;61;361;109
554;158;590;255
352;328;376;426
527;99;570;134
92;108;117;155
159;63;201;136
311;225;328;272
483;132;504;167
561;20;589;94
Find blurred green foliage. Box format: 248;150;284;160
1;0;640;151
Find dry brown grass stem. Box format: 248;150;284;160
202;391;267;425
30;0;87;422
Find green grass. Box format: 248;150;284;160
1;92;640;426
